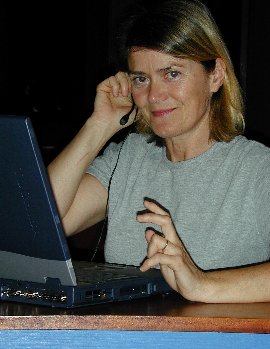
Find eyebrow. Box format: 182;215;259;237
129;64;185;76
128;70;145;76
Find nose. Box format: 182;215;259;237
147;81;167;103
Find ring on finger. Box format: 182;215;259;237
161;239;169;253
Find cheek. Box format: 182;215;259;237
167;80;194;103
195;85;212;109
184;80;211;109
131;90;150;123
194;76;212;99
132;88;148;108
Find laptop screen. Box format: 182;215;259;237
0;115;69;261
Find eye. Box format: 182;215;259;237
166;70;181;80
131;75;149;87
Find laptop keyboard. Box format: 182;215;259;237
72;261;140;284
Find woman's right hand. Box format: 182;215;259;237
91;71;137;133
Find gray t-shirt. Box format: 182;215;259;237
88;134;270;270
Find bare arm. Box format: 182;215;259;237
47;72;136;236
200;262;270;303
138;200;270;303
47;119;110;235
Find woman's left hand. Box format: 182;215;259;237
137;199;209;301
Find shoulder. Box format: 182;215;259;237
235;136;270;160
219;136;270;160
220;136;270;177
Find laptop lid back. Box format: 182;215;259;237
0;115;76;286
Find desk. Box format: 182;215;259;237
1;293;270;348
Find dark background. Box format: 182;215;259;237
1;0;269;259
2;0;270;157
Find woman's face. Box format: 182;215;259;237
128;49;216;142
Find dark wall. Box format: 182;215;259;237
0;2;8;103
244;0;270;144
0;0;112;162
1;0;269;156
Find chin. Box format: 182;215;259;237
150;117;179;135
152;125;178;139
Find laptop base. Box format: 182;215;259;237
0;274;170;309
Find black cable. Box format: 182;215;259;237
90;104;138;261
90;136;128;262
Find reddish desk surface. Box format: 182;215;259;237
0;293;270;333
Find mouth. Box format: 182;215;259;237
151;108;176;118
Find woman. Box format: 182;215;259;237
48;0;270;303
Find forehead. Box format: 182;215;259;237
128;48;197;72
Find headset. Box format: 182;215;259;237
119;99;137;125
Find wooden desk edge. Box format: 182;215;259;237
1;315;270;333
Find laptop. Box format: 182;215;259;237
0;115;172;308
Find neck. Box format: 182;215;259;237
165;135;215;162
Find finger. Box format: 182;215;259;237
143;200;168;215
140;254;178;292
137;208;180;246
108;76;121;97
137;201;171;225
140;252;179;272
145;229;168;251
145;229;156;243
147;232;180;258
145;229;169;256
105;73;129;98
143;200;184;247
115;72;131;97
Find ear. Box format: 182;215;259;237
210;58;226;93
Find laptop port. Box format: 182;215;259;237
85;289;111;302
119;284;148;297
